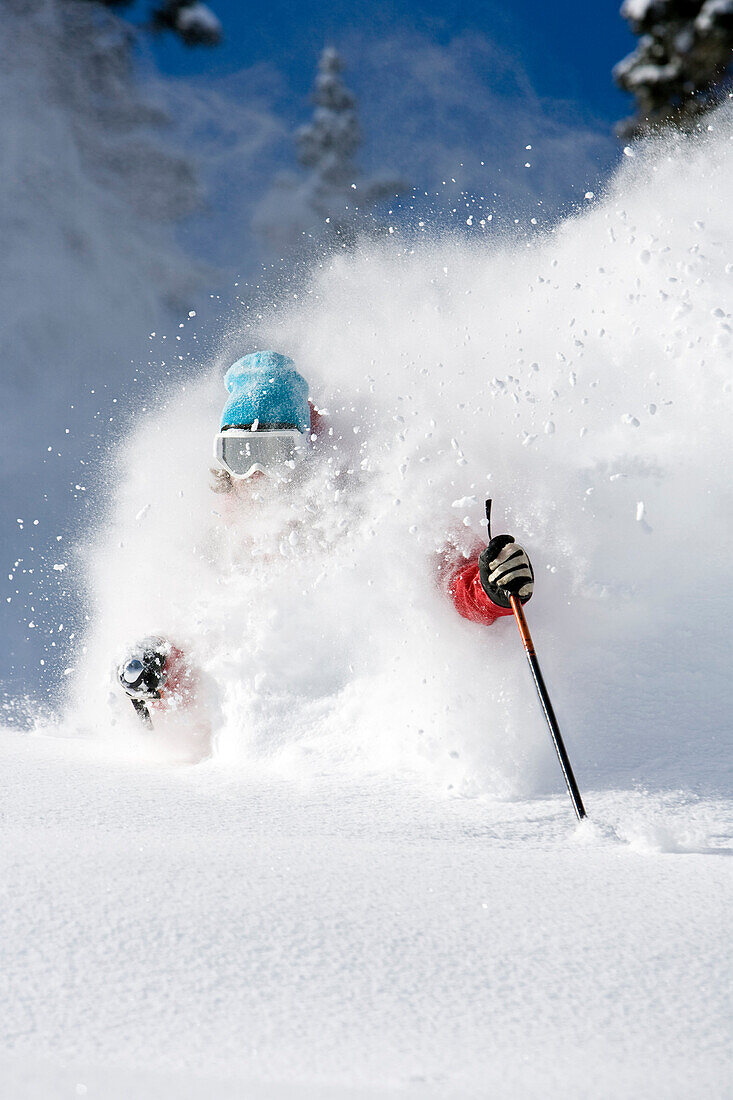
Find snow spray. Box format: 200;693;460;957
71;106;733;798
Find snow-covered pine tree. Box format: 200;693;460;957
76;0;222;46
150;0;222;46
253;47;406;254
614;0;733;136
1;0;209;388
295;45;361;236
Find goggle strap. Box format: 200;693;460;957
220;422;302;432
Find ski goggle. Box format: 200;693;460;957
213;427;307;479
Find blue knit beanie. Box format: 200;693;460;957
220;351;310;432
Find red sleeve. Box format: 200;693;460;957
309;401;324;437
154;644;196;710
447;558;514;627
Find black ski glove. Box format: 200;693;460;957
117;637;170;700
478;535;534;609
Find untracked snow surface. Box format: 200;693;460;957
2;111;733;1095
1;731;731;1098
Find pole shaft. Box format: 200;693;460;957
131;698;153;729
509;595;586;821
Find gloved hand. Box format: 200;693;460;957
478;535;534;608
117;637;170;700
209;466;233;494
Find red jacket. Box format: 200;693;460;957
445;552;514;627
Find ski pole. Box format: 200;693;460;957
486;499;587;821
131;698;153;729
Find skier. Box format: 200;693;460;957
116;350;535;726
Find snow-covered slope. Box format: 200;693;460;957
0;730;731;1098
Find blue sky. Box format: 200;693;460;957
148;0;637;123
136;1;638;274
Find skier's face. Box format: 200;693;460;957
229;457;307;501
231;469;267;498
